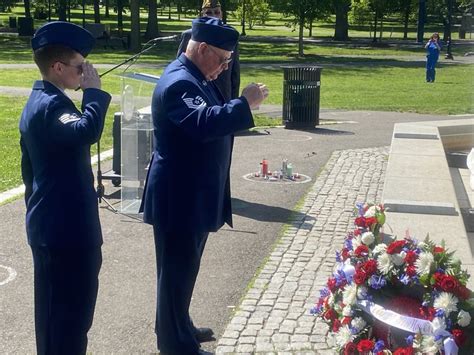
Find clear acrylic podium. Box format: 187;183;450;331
119;72;159;214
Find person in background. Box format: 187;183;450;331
425;32;441;83
140;17;268;355
177;0;240;103
19;21;111;355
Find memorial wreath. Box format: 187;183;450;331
312;203;474;354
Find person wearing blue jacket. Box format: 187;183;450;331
140;17;268;355
425;32;441;83
19;21;111;354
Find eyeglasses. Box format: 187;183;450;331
57;61;83;74
203;8;222;17
207;45;232;66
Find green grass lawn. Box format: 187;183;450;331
0;96;118;192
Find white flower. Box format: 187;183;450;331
415;252;434;275
333;325;355;348
364;205;380;218
390;253;405;266
434;292;459;315
377;253;393;275
351;317;367;332
419;335;441;353
361;231;375;246
418;242;428;250
342;305;353;317
457;309;471;327
373;243;387;255
352;235;362;250
342;284;358;306
357;285;368;299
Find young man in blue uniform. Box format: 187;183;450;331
140;17;268;355
177;0;240;103
19;21;111;354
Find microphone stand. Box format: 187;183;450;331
93;36;177;216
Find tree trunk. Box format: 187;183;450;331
298;14;304;57
309;19;313;37
146;0;159;39
177;0;181;21
105;0;110;17
58;0;67;21
417;0;426;43
403;2;410;40
130;0;141;52
334;1;349;41
372;12;378;42
117;0;124;34
443;0;453;42
94;0;101;23
24;0;31;18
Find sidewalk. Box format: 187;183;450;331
216;146;388;354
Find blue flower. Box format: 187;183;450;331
373;340;385;352
356;202;365;216
320;288;330;297
335;251;342;263
369;275;387;289
406;335;414;345
435;309;445;318
400;274;411;285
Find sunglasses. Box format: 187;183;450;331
207;45;232;66
57;61;83;74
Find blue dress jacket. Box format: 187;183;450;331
19;80;111;248
140;54;254;233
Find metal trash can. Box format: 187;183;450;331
17;17;34;36
9;17;17;28
282;65;322;129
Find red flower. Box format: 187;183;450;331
353;229;361;236
355;217;367;227
332;319;341;332
361;259;378;276
439;275;460;293
323;309;337;321
354;245;369;257
354;270;367;285
433;246;445;253
365;217;377;226
404;250;418;264
344;342;357;355
342;316;352;325
452;328;467;346
341;248;351;261
386;240;405;255
327;278;338;292
357;339;374;352
406;265;417;277
456;285;471;300
393;347;414;355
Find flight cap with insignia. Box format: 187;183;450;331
202;0;221;9
31;21;95;57
191;17;238;51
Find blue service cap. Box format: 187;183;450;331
31;21;95;57
191;17;238;51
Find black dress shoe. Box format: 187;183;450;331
198;350;214;355
194;327;215;343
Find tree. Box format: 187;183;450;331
333;0;351;40
233;0;270;30
427;0;470;41
24;0;32;18
350;0;397;42
269;0;330;56
146;0;160;39
94;0;101;23
397;0;416;39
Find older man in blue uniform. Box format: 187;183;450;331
19;21;111;354
140;17;268;355
177;0;240;103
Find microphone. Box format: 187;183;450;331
149;34;180;43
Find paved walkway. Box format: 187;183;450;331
216;146;388;354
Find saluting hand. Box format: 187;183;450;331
242;82;269;110
80;61;101;90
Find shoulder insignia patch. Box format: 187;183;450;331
181;92;206;110
58;113;81;124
